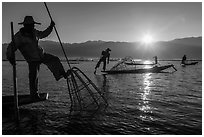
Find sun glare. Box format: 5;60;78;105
142;34;154;44
144;60;152;69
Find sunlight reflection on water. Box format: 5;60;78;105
139;73;154;121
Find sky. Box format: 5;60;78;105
2;2;202;43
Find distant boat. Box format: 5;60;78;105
181;61;198;67
102;64;176;74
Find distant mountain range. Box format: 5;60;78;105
2;36;202;60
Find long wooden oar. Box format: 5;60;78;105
44;2;71;69
11;22;20;123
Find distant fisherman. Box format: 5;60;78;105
181;55;187;64
6;16;67;100
153;56;158;64
94;48;111;74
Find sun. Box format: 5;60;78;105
142;34;154;44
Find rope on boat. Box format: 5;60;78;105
44;2;107;114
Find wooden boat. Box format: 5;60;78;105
2;93;48;108
181;61;198;66
102;64;176;74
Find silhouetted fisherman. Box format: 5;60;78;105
154;56;158;64
6;16;67;100
181;55;187;64
94;48;111;74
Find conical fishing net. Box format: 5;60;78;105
110;56;134;71
66;67;108;115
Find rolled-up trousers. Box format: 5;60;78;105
95;58;107;71
28;53;65;95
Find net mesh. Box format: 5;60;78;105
110;56;134;71
66;67;107;115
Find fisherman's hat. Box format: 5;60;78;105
106;48;111;51
18;16;41;25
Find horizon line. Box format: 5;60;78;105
2;36;202;44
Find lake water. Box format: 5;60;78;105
2;61;202;135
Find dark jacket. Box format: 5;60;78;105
6;25;53;62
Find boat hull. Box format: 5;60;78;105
2;93;48;108
102;64;174;74
125;62;155;65
181;62;198;66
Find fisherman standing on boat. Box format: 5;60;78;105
94;48;111;74
154;56;158;64
181;55;187;64
6;16;67;99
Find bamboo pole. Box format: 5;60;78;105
44;2;72;69
11;22;20;123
